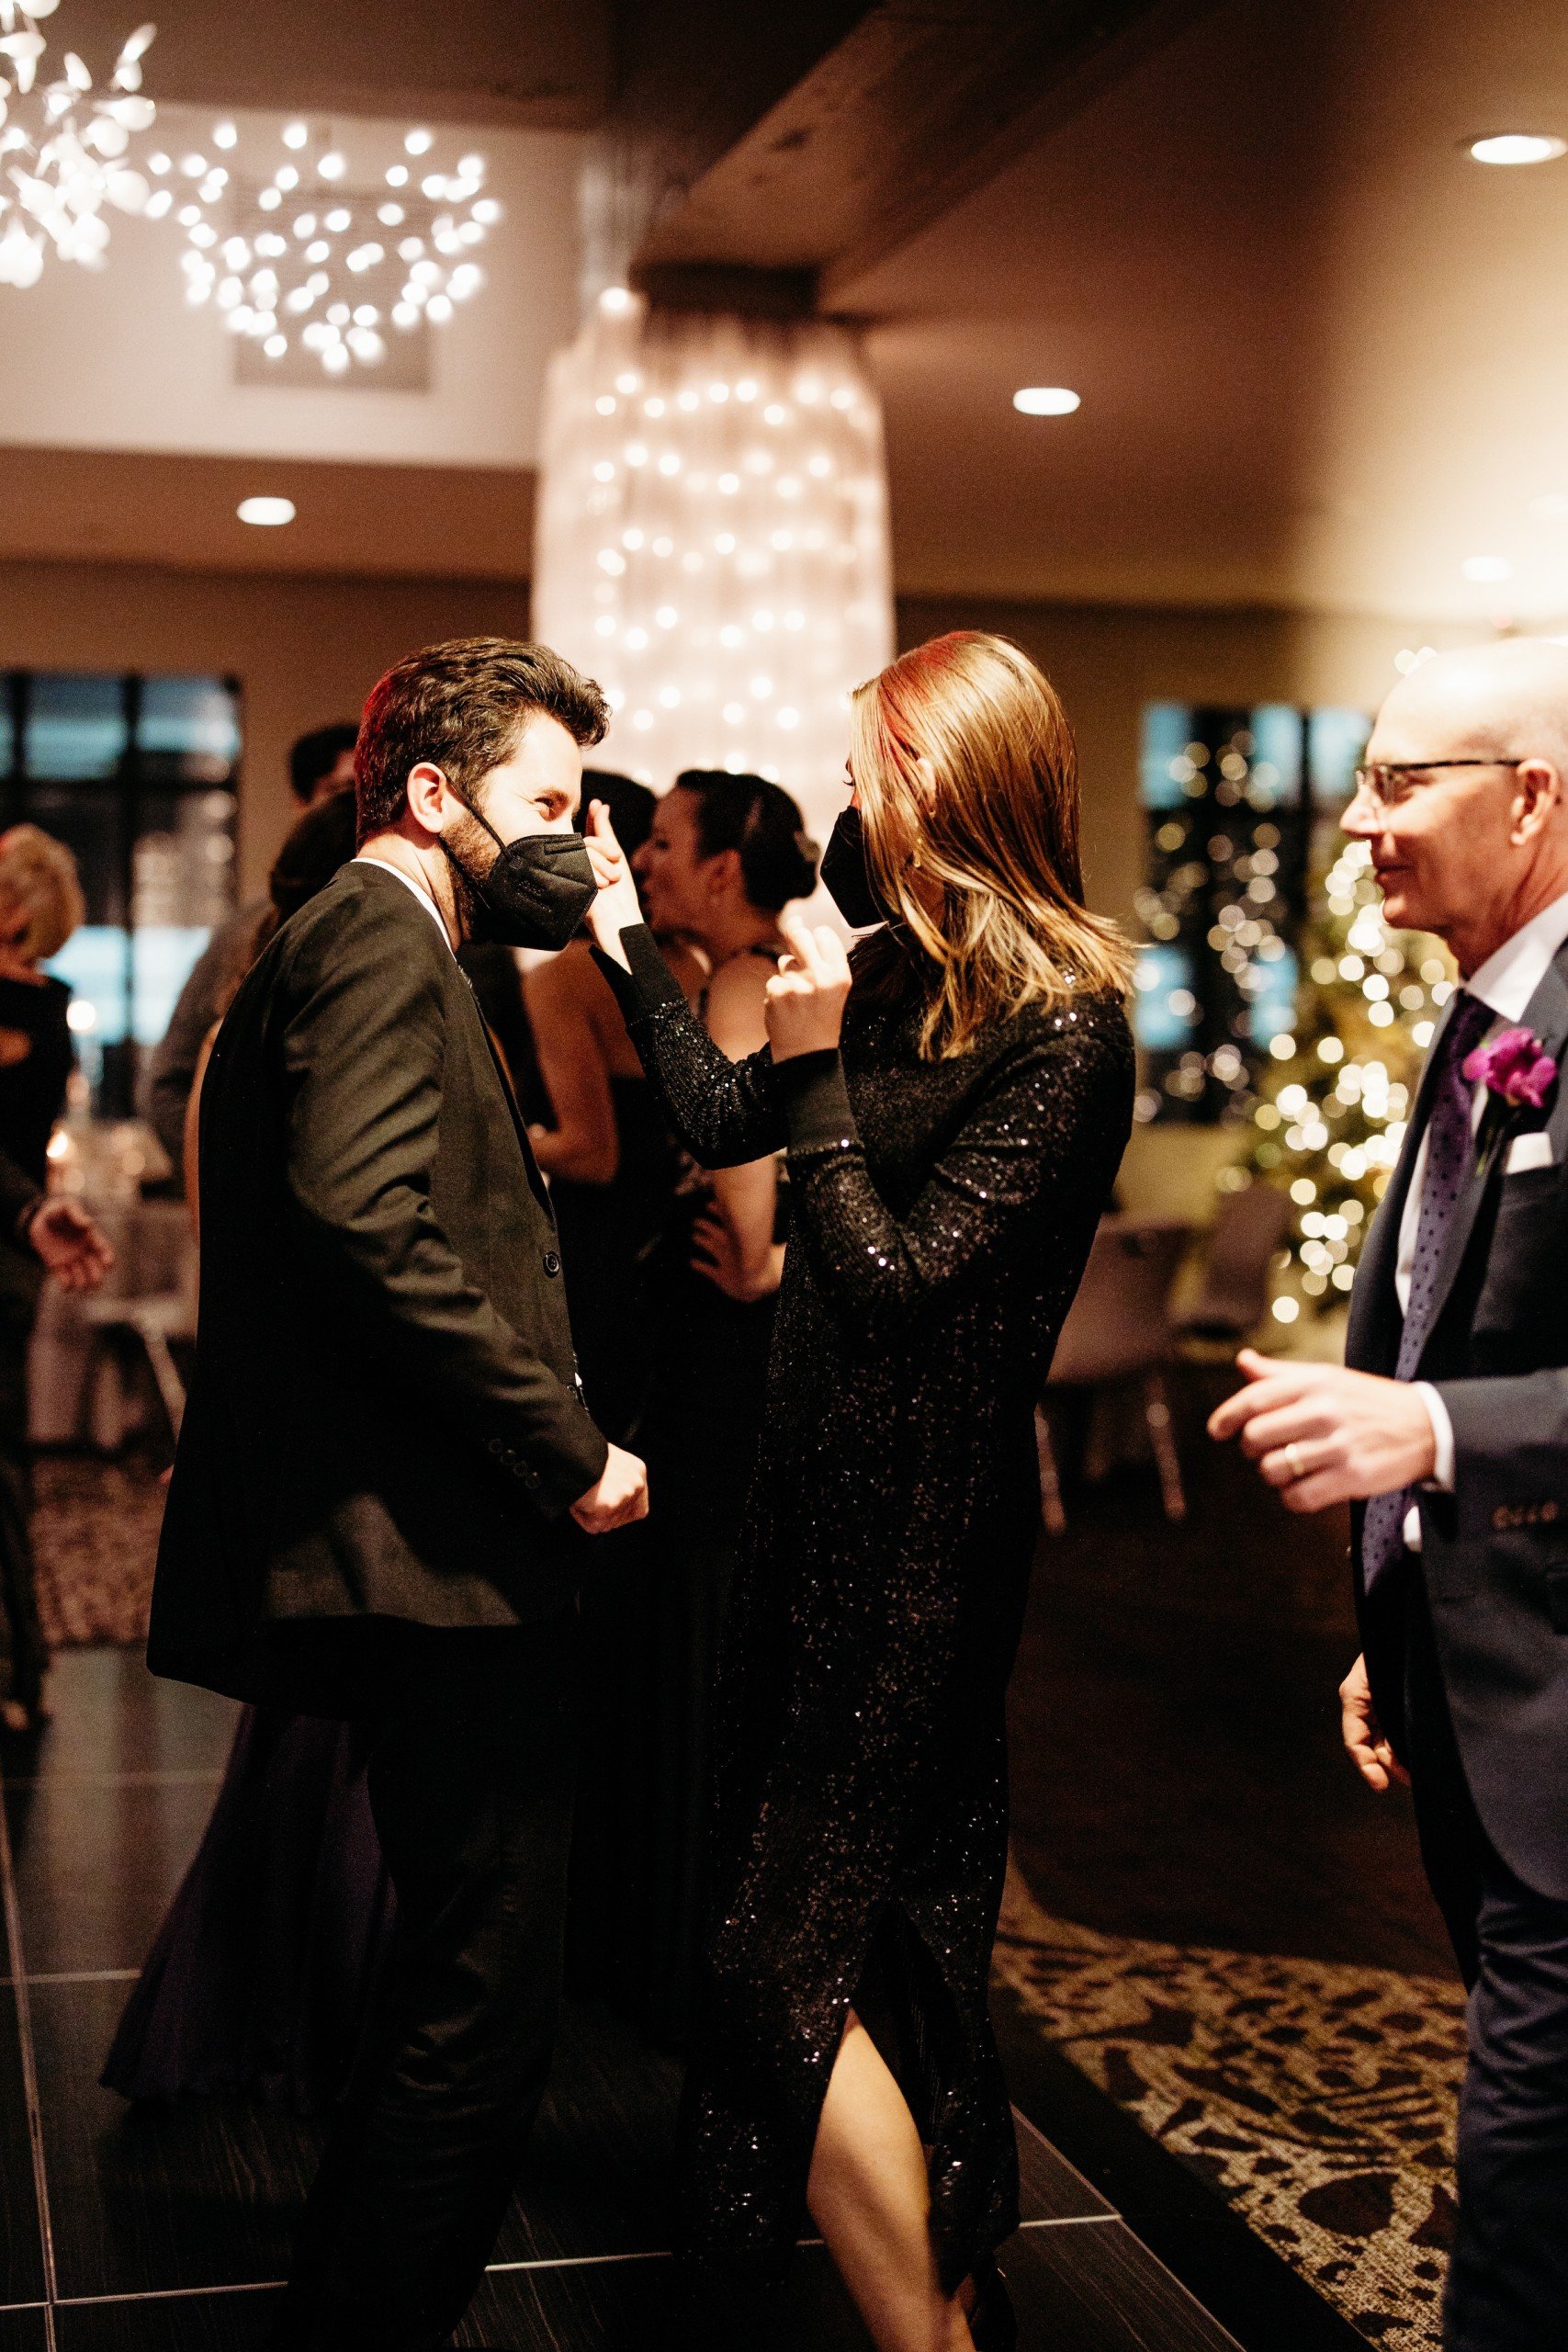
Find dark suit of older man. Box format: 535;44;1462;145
1344;921;1568;2351
1213;635;1568;2352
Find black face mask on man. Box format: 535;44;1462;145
819;805;894;931
441;798;598;952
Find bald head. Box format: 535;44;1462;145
1353;639;1568;974
1374;639;1568;777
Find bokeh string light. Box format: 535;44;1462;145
1243;836;1450;1322
168;117;499;372
532;287;894;851
0;4;158;287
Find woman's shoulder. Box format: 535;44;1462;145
704;944;776;1056
988;987;1134;1076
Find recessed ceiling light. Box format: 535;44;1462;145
1013;386;1080;416
1469;133;1566;166
1461;554;1512;582
237;496;296;527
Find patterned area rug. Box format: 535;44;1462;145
33;1453;165;1649
995;1872;1464;2349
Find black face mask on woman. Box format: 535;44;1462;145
442;803;599;952
819;805;893;931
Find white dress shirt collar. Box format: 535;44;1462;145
353;854;455;955
1464;887;1568;1023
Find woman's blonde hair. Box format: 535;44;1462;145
848;630;1134;1057
0;825;85;965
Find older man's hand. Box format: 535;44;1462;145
1207;1348;1437;1512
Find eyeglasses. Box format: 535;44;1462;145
1349;758;1523;811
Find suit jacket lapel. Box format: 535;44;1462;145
1416;945;1568;1364
1346;994;1454;1372
452;968;555;1221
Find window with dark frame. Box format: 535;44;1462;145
0;671;242;1120
1133;701;1371;1125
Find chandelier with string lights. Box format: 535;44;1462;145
533;288;894;854
0;2;157;287
169;118;500;373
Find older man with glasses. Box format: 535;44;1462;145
1213;636;1568;2350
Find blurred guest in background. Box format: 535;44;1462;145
562;771;816;2037
635;771;817;2038
526;770;679;1437
0;826;113;1734
144;720;359;1181
106;789;389;2113
589;634;1134;2352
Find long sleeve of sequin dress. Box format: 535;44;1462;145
595;922;1134;2289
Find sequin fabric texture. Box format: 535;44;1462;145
600;929;1134;2287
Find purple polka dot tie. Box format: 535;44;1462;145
1361;990;1493;1590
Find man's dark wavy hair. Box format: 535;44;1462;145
355;637;611;845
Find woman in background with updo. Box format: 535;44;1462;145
574;770;818;2039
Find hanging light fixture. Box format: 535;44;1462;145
171;118;500;374
533;288;894;851
0;4;157;287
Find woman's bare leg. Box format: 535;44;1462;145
806;2007;975;2352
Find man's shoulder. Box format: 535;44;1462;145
279;862;453;974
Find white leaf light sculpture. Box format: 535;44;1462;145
533;288;894;850
174;119;500;372
0;3;157;284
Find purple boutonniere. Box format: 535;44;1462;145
1462;1025;1559;1110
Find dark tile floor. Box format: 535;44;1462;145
0;1648;1243;2350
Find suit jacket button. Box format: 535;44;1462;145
543;1250;561;1277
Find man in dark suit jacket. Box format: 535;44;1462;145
148;637;648;2352
1213;638;1568;2350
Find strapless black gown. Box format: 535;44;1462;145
596;926;1134;2289
549;1071;678;1445
102;1706;394;2111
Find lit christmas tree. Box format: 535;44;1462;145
1239;836;1452;1328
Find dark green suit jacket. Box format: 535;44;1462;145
147;861;609;1710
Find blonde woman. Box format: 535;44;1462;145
0;826;112;1734
586;633;1134;2351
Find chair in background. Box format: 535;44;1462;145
30;1200;196;1449
1176;1181;1292;1348
1036;1216;1190;1533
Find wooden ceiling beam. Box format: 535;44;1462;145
624;0;1221;309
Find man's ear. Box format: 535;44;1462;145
1511;759;1562;845
404;761;452;837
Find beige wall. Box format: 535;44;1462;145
0;562;1480;930
897;596;1477;930
0;559;526;897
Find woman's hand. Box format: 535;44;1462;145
764;910;852;1063
28;1197;114;1293
582;800;644;970
691;1209;784;1303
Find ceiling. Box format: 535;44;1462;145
0;447;535;579
7;0;1568;620
55;0;613;127
843;0;1568;621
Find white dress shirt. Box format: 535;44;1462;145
353;854;455;953
1395;887;1568;1540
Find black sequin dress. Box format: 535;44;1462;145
597;926;1133;2288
